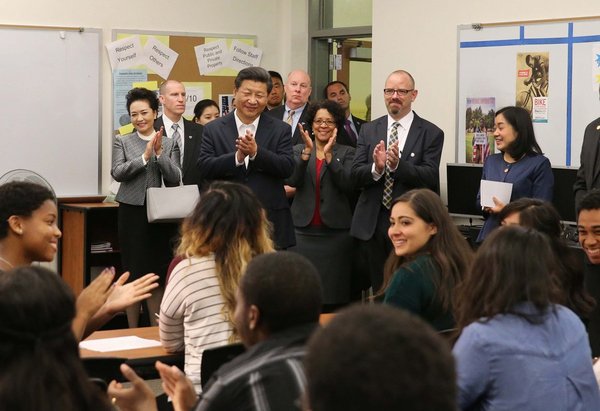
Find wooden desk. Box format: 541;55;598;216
80;326;167;359
81;326;182;382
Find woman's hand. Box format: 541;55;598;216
483;196;506;214
298;123;313;153
323;128;337;163
103;272;160;316
152;127;164;157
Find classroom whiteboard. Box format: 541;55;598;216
0;26;101;196
457;20;600;167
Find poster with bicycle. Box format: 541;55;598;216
465;97;495;164
516;52;549;123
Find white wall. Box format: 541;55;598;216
372;1;600;200
2;0;308;193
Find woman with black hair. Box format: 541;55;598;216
454;226;600;410
112;87;181;327
476;106;553;241
0;266;113;411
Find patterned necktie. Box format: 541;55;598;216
285;110;295;125
382;122;400;209
171;123;183;164
344;119;357;144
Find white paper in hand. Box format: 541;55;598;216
480;180;512;208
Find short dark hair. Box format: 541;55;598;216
0;181;55;239
305;305;456;411
304;100;346;129
234;67;273;94
240;251;322;333
454;226;561;330
495;106;543;159
192;99;219;121
268;70;283;84
126;87;159;114
323;80;349;99
579;189;600;214
0;266;111;410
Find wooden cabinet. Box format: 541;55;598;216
59;202;120;295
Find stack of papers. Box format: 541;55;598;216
91;241;112;253
80;336;162;352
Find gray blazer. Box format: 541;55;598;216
111;132;181;206
286;144;355;229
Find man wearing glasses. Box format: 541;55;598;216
351;70;444;293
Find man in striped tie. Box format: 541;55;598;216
350;70;444;293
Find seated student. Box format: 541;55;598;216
304;304;456;411
381;188;473;331
453;226;600;410
159;181;274;393
0;181;159;340
108;251;323;411
0;266;112;411
499;198;595;319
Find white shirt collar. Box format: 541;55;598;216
234;110;260;135
161;114;184;138
387;110;414;131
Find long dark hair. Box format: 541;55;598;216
0;266;111;411
496;106;543;159
454;226;562;331
380;189;473;311
499;198;595;317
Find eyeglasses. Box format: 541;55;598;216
313;119;336;127
383;88;414;96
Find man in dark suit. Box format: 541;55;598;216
351;70;444;292
324;80;366;148
574;115;600;209
154;80;204;187
265;69;312;146
198;67;295;249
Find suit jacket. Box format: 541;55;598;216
154;116;204;187
198;112;296;248
350;112;444;240
286;144;355;229
111;132;180;206
264;104;311;146
336;115;367;148
574;117;600;209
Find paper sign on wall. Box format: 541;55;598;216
142;37;178;80
195;40;228;75
106;36;143;70
228;39;262;71
184;88;205;118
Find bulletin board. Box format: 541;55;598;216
456;17;600;167
110;30;257;134
0;25;101;196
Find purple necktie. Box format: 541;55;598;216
344;119;357;144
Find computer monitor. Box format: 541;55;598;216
551;166;577;224
446;163;483;217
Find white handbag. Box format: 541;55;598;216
146;169;200;223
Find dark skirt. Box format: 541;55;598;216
117;202;177;285
290;226;354;304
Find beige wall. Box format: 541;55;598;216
372;1;600;200
2;0;308;193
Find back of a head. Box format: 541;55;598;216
500;198;562;238
240;251;322;333
305;305;456;411
455;226;560;329
0;266;110;411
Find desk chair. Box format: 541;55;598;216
200;343;245;388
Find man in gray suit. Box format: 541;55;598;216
351;70;444;292
154;80;204;188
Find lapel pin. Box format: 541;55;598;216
597;125;600;130
410;152;415;157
